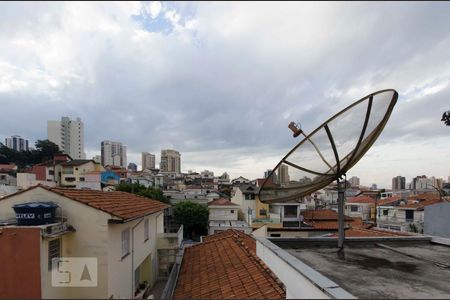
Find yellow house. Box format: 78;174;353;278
0;185;169;299
57;160;104;187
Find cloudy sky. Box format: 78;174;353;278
1;2;449;188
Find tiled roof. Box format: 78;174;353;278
59;159;96;166
208;198;239;206
399;198;441;209
301;209;353;221
174;230;285;299
202;229;256;253
408;193;440;201
1;185;169;221
331;227;412;237
346;196;401;206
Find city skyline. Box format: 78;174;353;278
1;2;450;187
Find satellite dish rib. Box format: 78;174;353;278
259;89;398;248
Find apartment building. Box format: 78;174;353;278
4;135;29;151
142;152;156;170
47;117;85;159
160;149;181;174
101;140;127;168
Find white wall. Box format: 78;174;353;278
256;239;331;299
209;206;238;221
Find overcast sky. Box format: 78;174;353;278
1;2;449;188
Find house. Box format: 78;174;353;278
376;195;443;233
345;196;401;221
231;176;250;185
0;185;169;299
0;163;18;186
166;229;286;299
58;160;104;187
207;198;251;234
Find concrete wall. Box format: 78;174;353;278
208;206;238;221
256;238;355;299
424;202;450;238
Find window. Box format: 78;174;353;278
350;205;359;212
79;177;85;182
284;206;298;218
230;210;235;214
122;228;130;258
405;210;414;222
383;209;389;216
49;170;54;175
48;238;61;270
245;193;255;200
144;219;149;242
259;209;267;216
270;234;281;237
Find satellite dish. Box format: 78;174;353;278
259;89;398;204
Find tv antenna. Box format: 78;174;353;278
259;89;398;248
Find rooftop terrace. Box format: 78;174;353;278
260;237;450;299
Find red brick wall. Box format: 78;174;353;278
30;165;47;181
0;227;41;299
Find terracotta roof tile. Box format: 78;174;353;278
331;227;412;237
346;196;401;206
301;209;353;221
174;229;285;299
399;198;441;209
1;185;168;221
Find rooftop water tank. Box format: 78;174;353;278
12;202;58;226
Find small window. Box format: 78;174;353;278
144;219;149;241
383;209;389;216
79;177;85;182
122;228;130;258
48;238;61;270
350;206;359;212
230;210;235;214
270;234;281;237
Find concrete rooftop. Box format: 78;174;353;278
271;238;450;299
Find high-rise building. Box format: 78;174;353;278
101;140;127;168
47;117;85;159
141;152;156;170
392;176;406;190
4;135;29;151
278;164;289;184
160;149;181;174
348;176;360;187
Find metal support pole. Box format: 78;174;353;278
337;179;345;249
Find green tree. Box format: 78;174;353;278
115;182;170;204
0;139;60;170
173;201;209;240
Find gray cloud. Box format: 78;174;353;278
0;2;449;186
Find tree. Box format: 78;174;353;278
115;182;170;204
173;201;209;240
0;139;60;170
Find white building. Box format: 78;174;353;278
142;152;156;170
160;149;181;174
348;176;360;187
47;117;85;159
5;135;29;151
101;140;127;168
208;198;252;234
